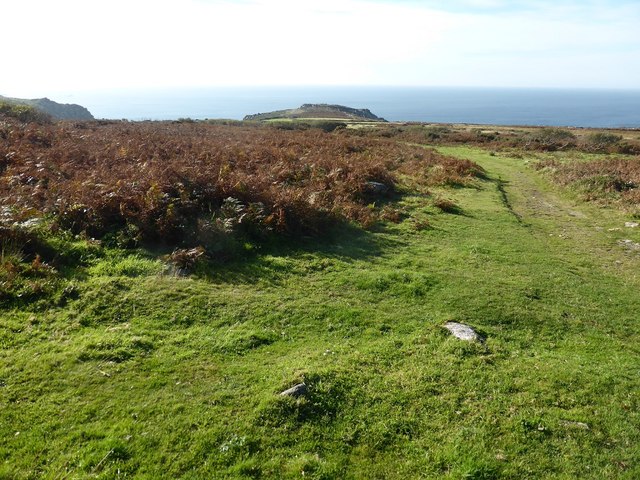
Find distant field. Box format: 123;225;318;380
264;117;381;124
1;114;639;478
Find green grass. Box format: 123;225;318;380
2;147;640;478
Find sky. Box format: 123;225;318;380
2;0;639;97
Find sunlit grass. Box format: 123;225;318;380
2;140;640;478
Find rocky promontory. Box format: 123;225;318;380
244;104;386;122
0;95;94;120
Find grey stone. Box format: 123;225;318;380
560;420;589;430
444;322;484;342
279;383;307;397
365;181;390;195
625;222;639;228
619;239;640;251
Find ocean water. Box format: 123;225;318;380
65;86;640;128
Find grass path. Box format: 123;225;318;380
438;146;640;280
2;148;640;479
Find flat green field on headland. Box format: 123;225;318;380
1;115;639;478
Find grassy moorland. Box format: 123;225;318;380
1;112;640;479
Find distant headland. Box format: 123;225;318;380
244;103;387;122
0;95;94;120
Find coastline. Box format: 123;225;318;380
49;86;640;128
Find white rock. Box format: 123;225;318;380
625;222;639;228
444;322;484;342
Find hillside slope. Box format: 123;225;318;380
0;95;94;120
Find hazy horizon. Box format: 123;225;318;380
17;85;636;128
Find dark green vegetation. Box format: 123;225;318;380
0;101;53;124
1;115;640;478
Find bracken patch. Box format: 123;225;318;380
0;119;482;250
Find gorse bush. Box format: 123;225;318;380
0;120;482;252
522;128;577;151
579;132;639;154
585;132;622;147
0;101;52;124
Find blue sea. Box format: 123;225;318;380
63;86;640;128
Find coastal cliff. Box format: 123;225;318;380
0;95;94;120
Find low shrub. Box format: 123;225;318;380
534;156;640;206
522;128;577;151
0;101;52;124
579;132;640;154
0;121;483;256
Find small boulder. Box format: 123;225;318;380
619;239;640;251
444;322;485;342
625;222;639;228
365;181;390;196
279;383;307;397
560;420;589;430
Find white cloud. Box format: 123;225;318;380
2;0;453;95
